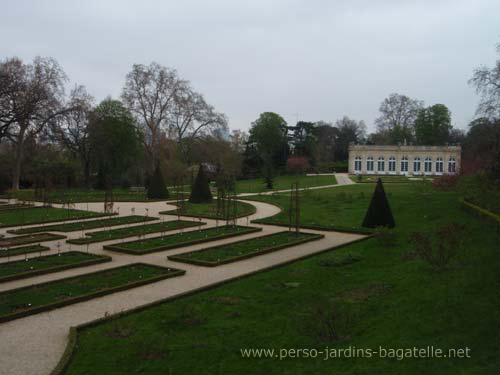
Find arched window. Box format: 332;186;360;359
424;157;432;173
436;157;444;173
354;156;362;172
400;156;409;173
413;157;421;173
367;156;374;172
377;157;385;172
448;157;456;173
388;156;396;172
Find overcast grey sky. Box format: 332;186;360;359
2;0;499;133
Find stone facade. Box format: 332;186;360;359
348;144;461;176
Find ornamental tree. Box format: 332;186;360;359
362;178;395;229
189;164;212;203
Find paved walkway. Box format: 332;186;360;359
0;174;362;375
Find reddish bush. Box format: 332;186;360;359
432;174;459;190
286;156;310;174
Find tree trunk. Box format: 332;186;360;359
11;128;26;191
83;159;91;188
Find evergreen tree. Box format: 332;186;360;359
147;163;169;199
190;164;213;203
362;178;395;228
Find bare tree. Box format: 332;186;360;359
469;42;500;119
122;62;185;167
52;85;94;187
168;86;227;163
375;93;423;144
0;57;68;190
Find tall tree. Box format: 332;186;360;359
334;116;366;161
122;62;184;167
463;117;500;177
313;121;339;162
375;93;424;144
292;121;317;163
469;42;500;119
88;99;142;189
0;57;69;190
414;104;452;145
52;85;94;187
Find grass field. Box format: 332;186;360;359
7;215;156;234
159;199;256;219
0;206;108;228
244;184;384;231
169;231;324;266
0;203;34;211
350;175;410;183
234;174;337;193
0;251;111;282
104;225;262;255
0;244;50;258
67;220;202;245
63;183;500;375
0;263;185;323
0;232;66;247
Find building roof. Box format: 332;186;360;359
348;144;461;152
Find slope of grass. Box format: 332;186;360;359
64;184;500;375
0;207;108;228
67;220;202;245
7;215;156;234
235;174;337;194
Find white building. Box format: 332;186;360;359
348;144;461;176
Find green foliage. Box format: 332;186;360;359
415;104;452;145
189;164;212;203
362;179;395;228
147;163;169;199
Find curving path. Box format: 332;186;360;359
0;174;362;375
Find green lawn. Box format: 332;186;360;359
0;233;66;247
350;175;410;183
67;220;202;245
234;174;337;194
0;203;34;211
0;206;108;228
0;244;49;258
104;226;262;255
64;183;500;375
0;251;111;282
169;231;324;266
7;215;156;234
0;263;185;323
159;199;256;219
244;184;382;232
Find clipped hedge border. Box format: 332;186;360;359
67;220;202;245
103;226;262;255
7;215;157;235
460;198;500;230
0;244;50;258
0;251;112;283
168;231;325;267
0;263;185;324
0;232;67;247
159;200;257;220
51;234;372;375
0;210;113;229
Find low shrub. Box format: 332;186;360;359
303;300;352;342
374;226;397;247
432;174;459;190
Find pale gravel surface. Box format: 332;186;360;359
0;174;362;375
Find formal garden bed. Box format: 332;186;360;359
159;199;256;219
168;231;324;266
0;233;66;247
0;203;35;211
0;263;185;323
0;206;110;228
0;251;111;283
67;220;203;245
0;244;50;258
7;188;158;203
57;183;500;375
8;215;156;234
350;175;410;183
104;225;262;255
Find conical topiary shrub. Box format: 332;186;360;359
147;163;169;200
362;178;395;228
189;164;213;203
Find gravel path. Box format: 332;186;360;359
0;174;363;375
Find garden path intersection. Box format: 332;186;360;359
0;174;364;375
